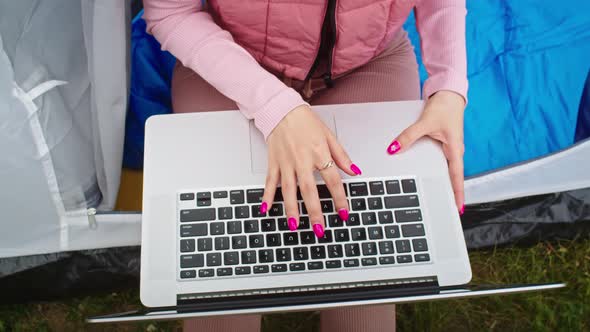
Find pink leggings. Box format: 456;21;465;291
172;30;419;332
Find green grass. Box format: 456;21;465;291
1;239;588;332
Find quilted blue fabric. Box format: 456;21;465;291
125;2;590;175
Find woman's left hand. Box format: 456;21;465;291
386;90;466;215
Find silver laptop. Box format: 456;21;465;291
89;101;564;323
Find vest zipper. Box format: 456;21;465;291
304;0;338;85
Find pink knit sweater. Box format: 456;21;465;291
143;0;468;140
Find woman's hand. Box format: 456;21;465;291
262;105;361;238
387;91;466;214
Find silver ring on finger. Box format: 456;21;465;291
318;160;335;172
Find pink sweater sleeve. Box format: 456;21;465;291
415;0;469;102
142;0;308;140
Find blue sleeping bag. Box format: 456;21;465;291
124;1;590;175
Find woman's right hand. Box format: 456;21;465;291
260;105;362;238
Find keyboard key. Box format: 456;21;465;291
395;209;423;223
266;233;282;247
349;182;368;196
347;213;361;226
344;259;360;267
180;270;196;279
180;254;204;268
213;191;228;199
318;230;334;243
180;224;207;237
210;222;225;235
196;192;212;206
293;247;309;260
368;227;384;240
251;205;264;218
362;242;378;256
301;203;308;215
278;218;289;231
345;243;360;257
317;184;331;199
351;198;367;211
334;229;350;242
362;212;377;225
198;269;215;278
328;214;344;227
412;239;429;252
179;240;198;260
217;267;233;276
283;232;299;246
249;234;264;248
276;248;291;262
326;260;342;269
300;231;316;244
241;250;257;264
379;256;395;265
290;263;306;271
402;224;425;237
259;249;274;263
232;236;247;249
378;211;394;224
397;255;413;264
223;252;239;265
274;188;284;202
384;225;401;238
215;237;230;250
415;254;430;262
384;195;420;209
395;240;411;253
379;241;395;255
244;220;259;233
272;264;288;273
269;203;283;216
367;197;383;210
351;227;367;241
361;257;378;266
299;217;311;229
227;221;242;234
218;207;233;220
254;265;270;274
180;193;194;201
261;219;276;232
246;188;264;203
180;208;215;222
328;244;344;258
230;190;245;204
234;206;250;219
369;181;385;195
385;180;401;194
197;238;212;251
401;179;417;193
206;253;221;266
310;246;326;259
321;200;334;213
235;266;251;275
308;261;324;270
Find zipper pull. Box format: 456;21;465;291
323;73;334;88
87;208;98;229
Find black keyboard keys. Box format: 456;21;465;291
300;231;316;244
378;211;394;224
362;242;378;256
367;197;383;210
318;230;333;243
261;219;276;232
278;218;290;231
215;237;230;250
197;238;212;251
321;200;334;213
384;225;401;238
317;184;331;199
415;254;430;262
379;256;395;265
395;209;423;222
351;198;367;211
368;227;384;240
349;182;368;196
308;261;324;270
217;267;232;276
218;207;232;220
385;180;401;194
266;233;281;246
395;239;411;253
347;213;361;226
401;179;417;193
397;255;413;264
362;257;377;266
299;217;311;229
328;244;343;258
182;240;199;256
213;191;228;199
362;212;377;225
402;224;425;237
351;227;367;241
241;250;257;264
244;220;259;233
259;249;274;263
180;224;207;237
232;236;247;249
199;269;215;278
345;243;360;257
210;222;225;235
334;229;349;242
197;192;212;206
290;263;306;271
269;203;283;216
369;181;385;195
246;188;264;203
234;206;250;219
328;214;344;228
230;190;245;204
326;260;342;269
249;234;264;248
384;195;420;209
180;193;194;201
180;208;215;222
272;264;288;273
180;254;204;268
227;221;242;234
293;247;309;260
379;241;395;255
223;252;239;265
206;253;221;266
235;266;251;275
310;246;326;259
276;248;291;262
283;232;299;245
254;265;270;274
412;238;428;252
344;259;360;267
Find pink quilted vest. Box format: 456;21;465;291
208;0;415;81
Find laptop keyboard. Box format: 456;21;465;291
177;177;431;280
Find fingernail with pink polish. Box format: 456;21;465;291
338;208;349;221
350;164;362;176
387;140;401;155
288;217;298;231
313;224;325;238
260;202;268;214
459;204;465;216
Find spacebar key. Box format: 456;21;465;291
180;208;216;222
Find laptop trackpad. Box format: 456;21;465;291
250;112;337;174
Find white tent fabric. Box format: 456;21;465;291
0;0;588;259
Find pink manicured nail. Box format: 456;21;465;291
338;208;349;221
288;217;298;231
459;204;465;216
387;140;401;155
260;202;268;214
350;164;362;175
313;224;325;238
